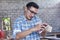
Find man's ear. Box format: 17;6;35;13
23;6;27;12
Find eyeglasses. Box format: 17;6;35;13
28;9;37;15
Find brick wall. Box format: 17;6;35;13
0;0;60;36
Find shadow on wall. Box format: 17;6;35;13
38;2;60;32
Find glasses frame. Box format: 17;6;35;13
28;9;37;15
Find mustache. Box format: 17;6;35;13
30;17;33;18
30;16;34;18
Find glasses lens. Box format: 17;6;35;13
29;10;37;14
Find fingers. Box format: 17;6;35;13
32;23;48;32
42;23;48;27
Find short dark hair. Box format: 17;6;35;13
26;2;39;9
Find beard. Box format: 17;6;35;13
27;16;33;20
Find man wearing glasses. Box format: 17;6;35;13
12;2;47;40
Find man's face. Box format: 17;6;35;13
25;6;38;20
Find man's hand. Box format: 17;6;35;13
42;23;48;27
41;23;49;38
31;24;45;32
41;29;47;38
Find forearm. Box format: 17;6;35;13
16;24;42;40
16;28;33;40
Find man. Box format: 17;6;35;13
12;2;47;40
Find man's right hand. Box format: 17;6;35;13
31;24;44;32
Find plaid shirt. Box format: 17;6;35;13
12;15;42;40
